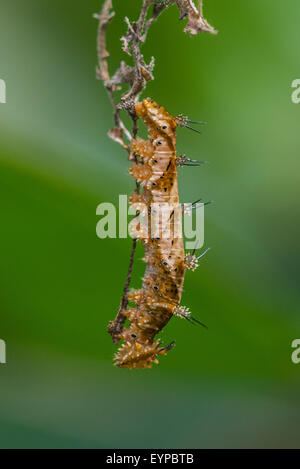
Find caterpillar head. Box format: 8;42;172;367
114;327;174;369
114;339;165;369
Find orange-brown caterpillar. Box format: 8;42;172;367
112;98;205;369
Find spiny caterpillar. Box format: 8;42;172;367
111;98;208;369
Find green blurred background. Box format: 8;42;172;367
0;0;300;449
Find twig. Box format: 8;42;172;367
95;0;170;343
94;0;132;143
107;238;137;344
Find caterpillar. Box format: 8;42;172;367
111;98;206;369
